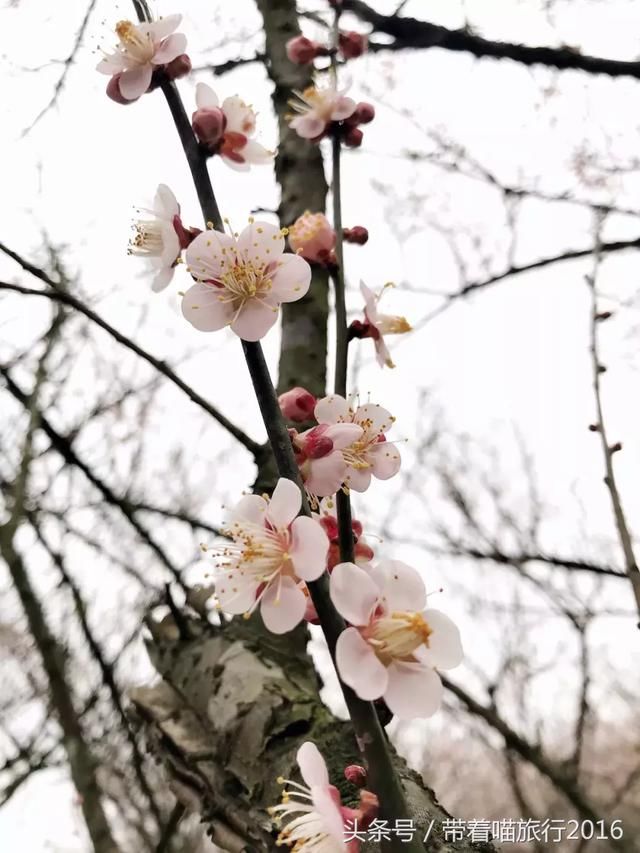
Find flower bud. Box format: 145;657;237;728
165;53;192;80
352;102;375;125
279;387;317;422
286;35;322;65
106;74;136;105
338;31;368;60
343;126;363;148
302;426;335;460
192;107;227;149
344;765;367;787
289;211;336;263
343;226;369;245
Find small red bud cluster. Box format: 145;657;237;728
286;35;330;65
343;225;369;245
337;102;375;148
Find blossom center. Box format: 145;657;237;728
221;261;272;301
378;315;411;335
218;521;292;583
115;20;154;62
129;219;164;257
368;611;433;663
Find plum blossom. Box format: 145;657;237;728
330;561;463;719
213;478;328;634
288;85;356;140
97;15;187;101
182;220;311;340
291;422;363;498
192;83;273;170
350;282;411;368
289;212;336;264
128;184;187;292
269;742;362;852
314;395;401;492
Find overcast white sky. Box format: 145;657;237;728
2;0;640;849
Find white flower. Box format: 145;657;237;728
288;85;356;140
213;479;329;634
313;395;401;493
330;560;463;719
182;220;311;340
269;742;349;852
360;281;411;369
128;184;181;292
97;15;187;101
194;83;273;170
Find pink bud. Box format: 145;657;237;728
344;765;367;787
339;31;368;60
343;226;369;245
303;426;334;459
279;387;317;422
289;211;337;264
192;108;227;150
343;126;363;148
106;75;136;105
352;102;376;125
286;35;322;65
165;53;192;80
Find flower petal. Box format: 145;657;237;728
159;223;181;266
369;442;401;480
96;55;125;74
151;266;174;292
314;395;350;425
344;467;372;493
290;517;328;581
323;422;363;449
226;494;268;527
154;184;180;218
290;114;326;139
260;577;306;634
336;627;388;700
222;95;257;135
146;13;182;42
311;786;345;842
230;298;279;341
330;562;379;625
296;742;329;788
360;280;378;323
384;662;443;719
373;560;426;612
331;95;356;120
186;229;236;282
242;139;273;165
305;451;346;497
267;478;301;529
419;609;463;670
215;571;258;615
118;64;153;100
374;336;394;368
152;32;187;64
181;283;234;332
236;221;284;267
196;82;219;110
270;254;311;303
354;403;394;435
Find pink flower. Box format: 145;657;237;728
354;281;411;368
293;423;364;497
96;15;187;101
313;395;401;492
289;212;337;264
213;478;329;634
193;83;273;170
128;184;183;292
288;85;356;140
269;742;360;852
279;387;317;422
182;220;311;340
330;561;463;719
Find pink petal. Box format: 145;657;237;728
419;609;463;670
384;662;443;719
331;95;357;121
222;95;256;135
260;577;306;634
270;254;311;303
311;786;346;842
151;266;174;293
186;229;236;281
374;336;394;368
181;283;234;332
330;562;379;626
314;394;350;425
118;64;153;100
237;221;284;267
215;571;258;615
154;183;180;218
226;494;268;527
242;139;273;165
153;32;187;64
159;223;181;266
290;114;326;139
336;628;388;700
324;422;363;450
195;82;219;110
305;451;347;497
369;442;401;480
96;55;125;75
360;280;378;322
290;517;328;581
221;155;251;173
297;742;329;788
267;478;301;529
344;467;372;493
371;560;426;613
354;403;395;435
146;13;182;42
230;298;279;341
